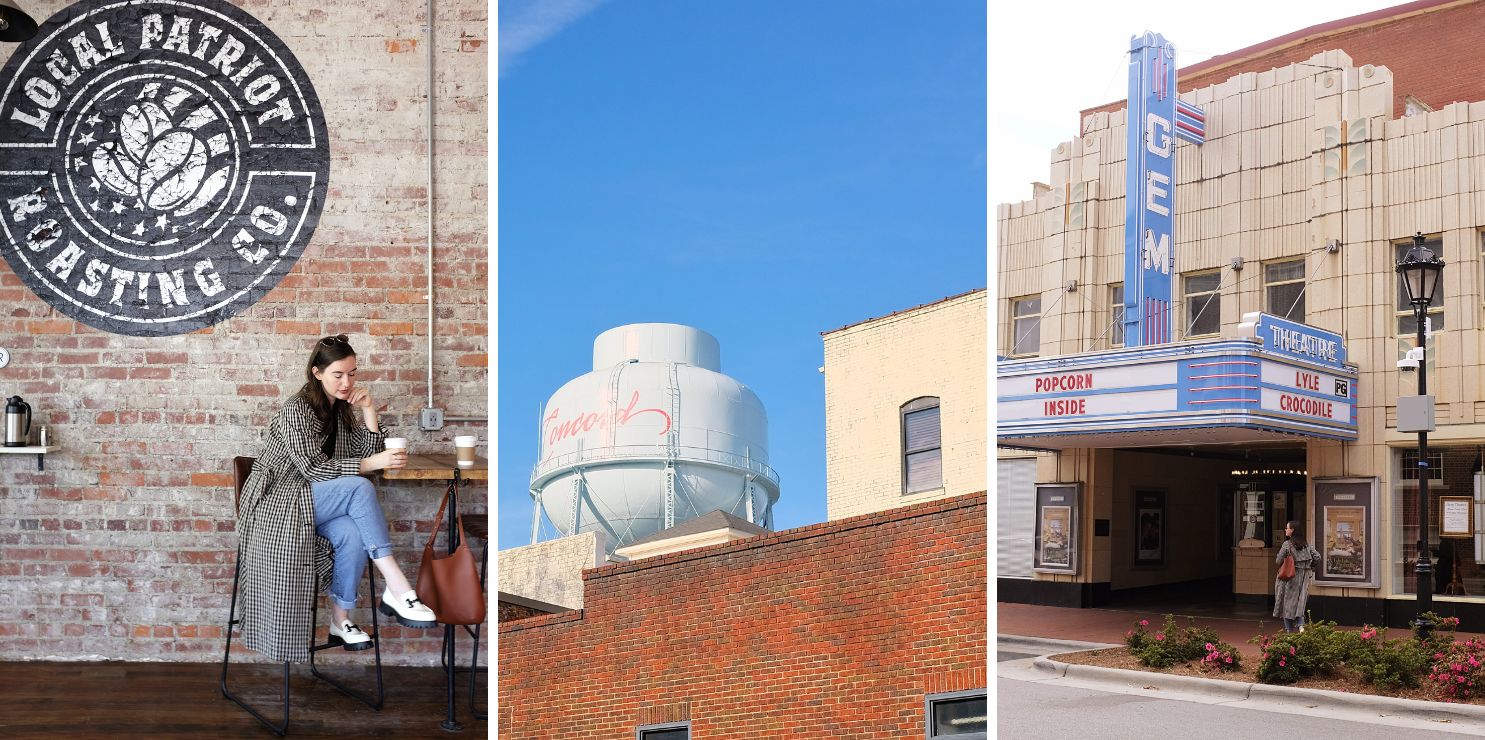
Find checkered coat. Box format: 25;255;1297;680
235;394;386;662
1273;539;1321;621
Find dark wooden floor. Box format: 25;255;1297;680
0;661;486;738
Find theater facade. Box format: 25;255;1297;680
997;9;1485;627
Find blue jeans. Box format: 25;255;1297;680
1282;616;1305;633
312;476;394;611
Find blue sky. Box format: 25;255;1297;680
497;0;986;549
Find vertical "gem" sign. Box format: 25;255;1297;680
1124;32;1177;346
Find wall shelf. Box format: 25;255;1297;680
0;445;57;471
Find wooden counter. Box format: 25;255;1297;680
380;453;488;482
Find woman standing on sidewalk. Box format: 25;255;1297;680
1274;521;1320;632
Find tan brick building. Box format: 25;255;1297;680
997;1;1485;627
823;289;987;520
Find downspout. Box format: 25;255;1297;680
418;0;484;428
423;0;436;425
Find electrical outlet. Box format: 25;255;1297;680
420;407;444;431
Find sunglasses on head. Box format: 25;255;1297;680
319;334;349;346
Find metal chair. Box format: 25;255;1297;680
435;511;488;721
220;456;385;736
462;514;489;719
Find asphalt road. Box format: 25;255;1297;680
999;674;1469;739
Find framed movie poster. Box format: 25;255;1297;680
1034;484;1080;574
1313;478;1380;587
1440;496;1474;539
1134;489;1165;566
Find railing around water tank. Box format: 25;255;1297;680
529;444;780;492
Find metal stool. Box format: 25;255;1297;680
220;456;385;736
439;512;488;720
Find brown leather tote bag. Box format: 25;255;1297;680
1277;552;1296;581
415;492;486;625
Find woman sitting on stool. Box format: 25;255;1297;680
236;335;437;660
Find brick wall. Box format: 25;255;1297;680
823;290;987;520
498;492;988;738
1083;0;1485;122
0;0;487;666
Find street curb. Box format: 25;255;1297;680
1049;658;1255;702
997;634;1117;655
1036;654;1485;724
1028;655;1066;677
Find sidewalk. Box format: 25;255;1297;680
999;601;1485;657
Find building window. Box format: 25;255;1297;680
926;689;987;739
1264;259;1306;322
902;397;942;494
1010;295;1041;356
1398;450;1443;481
1391;446;1482;598
1183;271;1221;337
1396;235;1444;334
1110;284;1125;347
636;723;690;740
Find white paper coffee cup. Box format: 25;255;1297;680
454;435;476;467
385;437;407;450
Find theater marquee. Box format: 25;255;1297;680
998;317;1359;448
0;0;329;336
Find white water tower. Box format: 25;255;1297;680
529;324;780;549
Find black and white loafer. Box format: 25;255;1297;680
378;589;438;628
327;620;374;651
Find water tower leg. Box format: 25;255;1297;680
530;490;542;545
663;463;676;530
570;473;584;535
744;479;756;525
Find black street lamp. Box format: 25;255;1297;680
1396;231;1444;636
0;1;38;43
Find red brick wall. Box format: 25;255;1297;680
498;493;988;738
0;0;487;666
1085;0;1485;120
499;601;551;623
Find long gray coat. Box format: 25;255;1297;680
1273;539;1321;620
235;395;385;662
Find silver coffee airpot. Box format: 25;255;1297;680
5;395;31;447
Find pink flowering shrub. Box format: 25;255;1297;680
1198;640;1243;673
1347;624;1428;691
1427;638;1485;702
1124;618;1152;652
1251;619;1354;684
1252;632;1305;684
1252;619;1435;690
1415;611;1462;654
1129;615;1224;668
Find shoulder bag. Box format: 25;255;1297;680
1277;549;1296;581
415;491;486;625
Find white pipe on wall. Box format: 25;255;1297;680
425;0;436;411
418;0;487;428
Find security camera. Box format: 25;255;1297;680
1397;346;1423;371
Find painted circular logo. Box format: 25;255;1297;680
0;0;329;336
